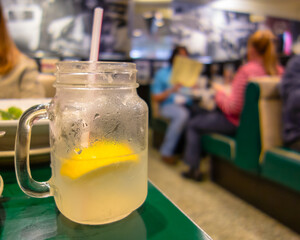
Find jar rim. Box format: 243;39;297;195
56;61;137;73
55;61;137;88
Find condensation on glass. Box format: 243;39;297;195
15;61;148;225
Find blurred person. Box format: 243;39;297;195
0;4;45;99
183;29;284;181
223;64;235;84
151;46;192;164
279;54;300;151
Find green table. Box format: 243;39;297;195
0;167;212;240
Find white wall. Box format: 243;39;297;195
209;0;300;22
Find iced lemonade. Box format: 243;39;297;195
50;141;148;225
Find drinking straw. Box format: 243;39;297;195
89;7;103;61
82;7;103;148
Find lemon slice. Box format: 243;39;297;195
60;141;139;180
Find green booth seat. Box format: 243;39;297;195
205;77;300;233
151;82;262;174
261;147;300;193
202;134;235;162
202;82;261;174
234;82;261;173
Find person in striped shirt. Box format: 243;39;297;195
182;30;284;181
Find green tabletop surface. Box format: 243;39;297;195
0;166;212;240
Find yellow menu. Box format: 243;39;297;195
170;56;203;87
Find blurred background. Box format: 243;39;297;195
2;0;300;81
2;1;300;239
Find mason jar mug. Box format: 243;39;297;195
15;62;148;225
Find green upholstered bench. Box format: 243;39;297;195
202;82;261;174
202;134;235;162
207;78;300;233
251;77;300;193
151;82;262;174
262;147;300;193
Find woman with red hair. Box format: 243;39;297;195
183;30;284;181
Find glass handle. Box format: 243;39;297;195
0;132;5;196
15;104;51;198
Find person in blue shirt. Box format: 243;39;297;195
151;46;191;164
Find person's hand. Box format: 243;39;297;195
171;83;182;93
153;83;183;102
212;82;225;92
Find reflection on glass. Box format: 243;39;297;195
56;211;146;240
0;202;146;240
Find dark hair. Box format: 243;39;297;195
169;46;188;65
